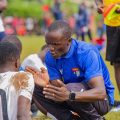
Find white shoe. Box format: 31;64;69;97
110;105;120;112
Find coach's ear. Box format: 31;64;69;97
15;58;20;70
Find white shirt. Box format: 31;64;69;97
0;71;34;120
0;16;4;32
21;54;46;71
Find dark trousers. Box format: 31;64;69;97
33;83;111;120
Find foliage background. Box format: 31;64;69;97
4;0;78;19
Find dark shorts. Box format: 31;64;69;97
106;26;120;64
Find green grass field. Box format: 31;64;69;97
19;36;120;120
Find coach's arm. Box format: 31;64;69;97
43;76;106;102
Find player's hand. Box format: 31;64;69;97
43;80;70;102
25;66;49;87
97;6;104;14
115;8;120;13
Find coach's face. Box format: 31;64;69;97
45;30;71;59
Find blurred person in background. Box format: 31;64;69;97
41;14;53;34
93;19;106;52
4;16;14;35
16;18;26;36
51;0;63;20
0;0;7;41
95;0;120;111
74;2;92;41
26;17;34;35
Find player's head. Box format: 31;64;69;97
0;0;7;13
2;35;22;53
0;42;20;70
45;20;72;58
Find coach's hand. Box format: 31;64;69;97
43;80;70;102
25;66;49;87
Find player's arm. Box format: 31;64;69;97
17;96;32;120
115;3;120;13
116;9;120;13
